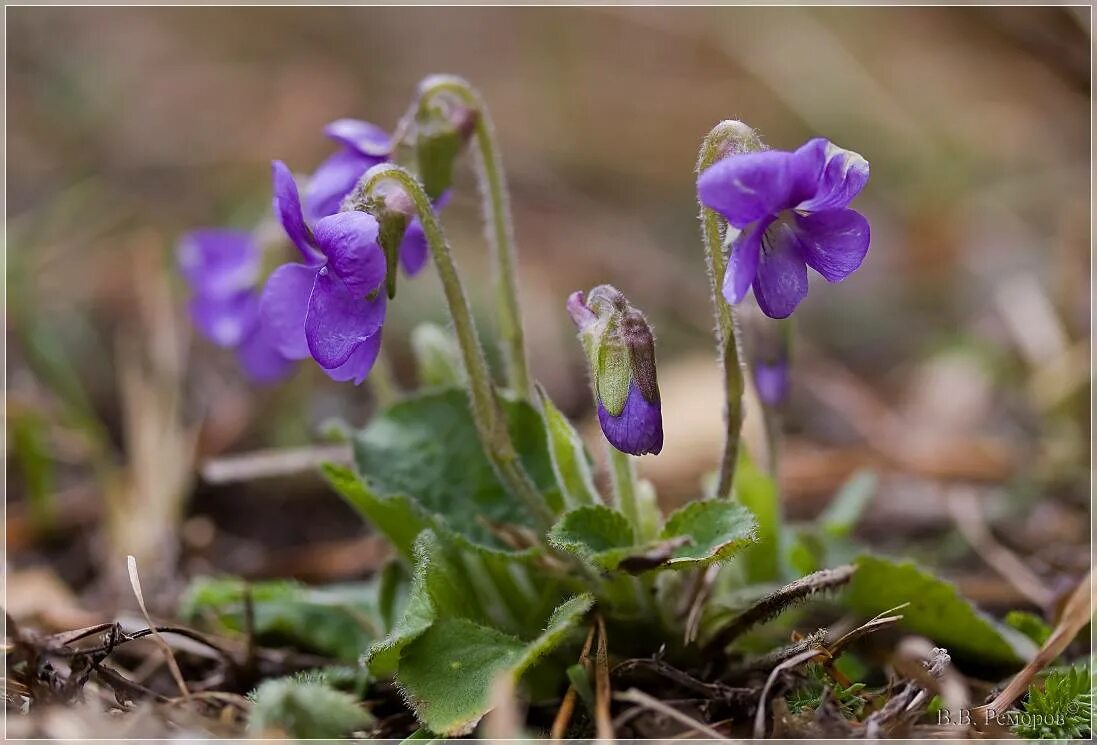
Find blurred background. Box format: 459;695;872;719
6;6;1091;624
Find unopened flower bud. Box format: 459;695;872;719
412;88;477;200
567;285;663;456
750;317;792;407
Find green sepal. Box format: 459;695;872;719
415;105;463;200
595;323;631;417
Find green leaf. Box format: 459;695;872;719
845;555;1037;668
365;530;478;677
248;677;371;739
322;463;434;561
1004;609;1052;646
659;500;758;570
731;450;781;582
820;470;876;538
353;389;559;549
396;594;593;736
548;505;635;571
180;576;391;664
537;388;599;508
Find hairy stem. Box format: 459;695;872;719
359;165;553;529
608;446;641;532
696;121;759;499
418;75;532;399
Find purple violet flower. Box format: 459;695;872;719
177;229;292;383
260;160;387;385
697;138;870;319
568;288;663;456
304;118;447;277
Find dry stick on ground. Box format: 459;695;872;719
594;615;614;741
614;688;729;741
972;567;1094;727
199;444;353;484
946;485;1055;609
127;555;189;701
550;624;596;740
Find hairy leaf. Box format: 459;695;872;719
248;677;371;738
659;500;758;570
845;555;1037;668
180;576;393;663
322;463;434;560
353;389;560;548
548;505;635;571
537;387;599;508
396;594;594;735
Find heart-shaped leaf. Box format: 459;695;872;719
845;555;1037;669
548;505;635;571
322;463;434;561
180;576;394;663
658;500;758;570
352;389;561;549
396;594;594;735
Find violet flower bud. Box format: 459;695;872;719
567;286;663;456
410;79;477;200
753;359;790;407
749;316;793;407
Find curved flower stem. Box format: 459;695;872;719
418;75;532;399
696;121;760;499
359;164;553;529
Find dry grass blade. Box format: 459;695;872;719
550;624;596;740
594;615;614;742
706;564;856;652
614;688;728;741
947;486;1054;609
126;555;189;701
973;566;1094;726
683;564;719;644
826;602;909;657
753;647;825;738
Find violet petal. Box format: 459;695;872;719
177;229;259;300
793;208;870;282
753;223;809;319
306;149;384;220
304;265;386;369
324;119;393;157
259;262;317;360
322;329;383;385
597;380;663;456
312;211;385;296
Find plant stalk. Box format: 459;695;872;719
360;164;553;529
696;121;758;499
418;76;532;399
